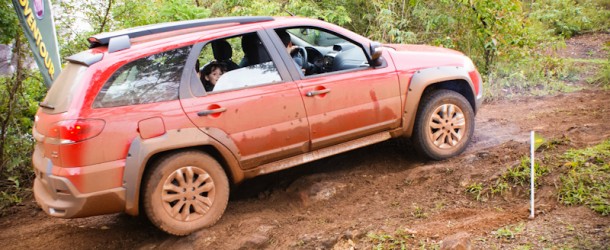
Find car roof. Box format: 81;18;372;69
87;16;274;51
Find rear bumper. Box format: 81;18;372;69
32;148;126;218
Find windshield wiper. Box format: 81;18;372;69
38;102;55;110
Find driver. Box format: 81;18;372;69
277;29;309;75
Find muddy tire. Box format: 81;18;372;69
412;89;474;160
142;151;229;236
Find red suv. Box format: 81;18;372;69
32;16;483;235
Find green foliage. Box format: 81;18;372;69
0;58;46;210
491;179;510;195
558;140;610;215
411;205;428;219
494;223;525;239
590;44;610;88
367;229;415;250
1;176;25;212
0;1;20;44
468;156;550;201
465;182;484;201
529;0;610;38
596;61;610;89
503;157;549;186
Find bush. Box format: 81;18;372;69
529;0;610;38
0;70;46;212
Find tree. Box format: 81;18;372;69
0;1;46;210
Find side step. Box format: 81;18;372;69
246;131;393;177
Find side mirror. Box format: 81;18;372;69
369;42;384;66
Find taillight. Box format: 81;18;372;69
47;119;105;144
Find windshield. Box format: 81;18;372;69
288;28;345;47
41;63;88;114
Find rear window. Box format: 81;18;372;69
93;46;190;108
41;62;88;114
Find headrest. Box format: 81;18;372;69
211;40;233;60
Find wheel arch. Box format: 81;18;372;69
122;128;242;216
402;66;477;137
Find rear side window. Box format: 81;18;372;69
93;46;190;108
41;63;88;114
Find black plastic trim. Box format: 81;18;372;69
88;16;274;48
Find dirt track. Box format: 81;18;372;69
0;34;609;249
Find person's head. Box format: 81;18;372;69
202;61;226;86
277;29;293;53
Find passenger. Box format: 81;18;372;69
200;61;226;92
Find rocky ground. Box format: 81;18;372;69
0;33;608;249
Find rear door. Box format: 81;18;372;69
180;32;310;169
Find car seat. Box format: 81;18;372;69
211;40;239;71
239;33;271;67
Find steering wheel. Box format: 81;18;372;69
295;46;308;71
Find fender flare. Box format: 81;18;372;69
122;128;242;215
402;66;478;137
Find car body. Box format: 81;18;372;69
32;16;483;235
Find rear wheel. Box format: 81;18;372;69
142;151;229;236
412;90;474;160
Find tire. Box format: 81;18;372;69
142;151;229;236
412;89;474;160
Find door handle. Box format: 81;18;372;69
197;107;227;116
306;88;331;97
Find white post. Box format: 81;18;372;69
529;131;535;219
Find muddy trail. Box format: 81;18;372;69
1;34;609;249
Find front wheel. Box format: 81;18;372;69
142;151;229;236
412;90;474;160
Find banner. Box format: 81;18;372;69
12;0;61;87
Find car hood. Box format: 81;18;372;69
383;44;467;70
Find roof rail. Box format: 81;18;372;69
87;16;274;49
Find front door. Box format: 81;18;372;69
270;27;402;150
298;64;402;149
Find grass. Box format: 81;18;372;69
493;223;525;240
483;39;608;102
588;53;610;88
483;55;585;101
411;205;428;219
465;182;484;201
558;140;610;215
466;155;551;201
464;139;609;217
503;157;549;186
367;229;416;250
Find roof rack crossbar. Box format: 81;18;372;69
88;16;274;48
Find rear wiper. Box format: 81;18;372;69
38;102;55;110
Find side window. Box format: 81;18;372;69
276;27;369;76
196;33;282;94
93;46;190;108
